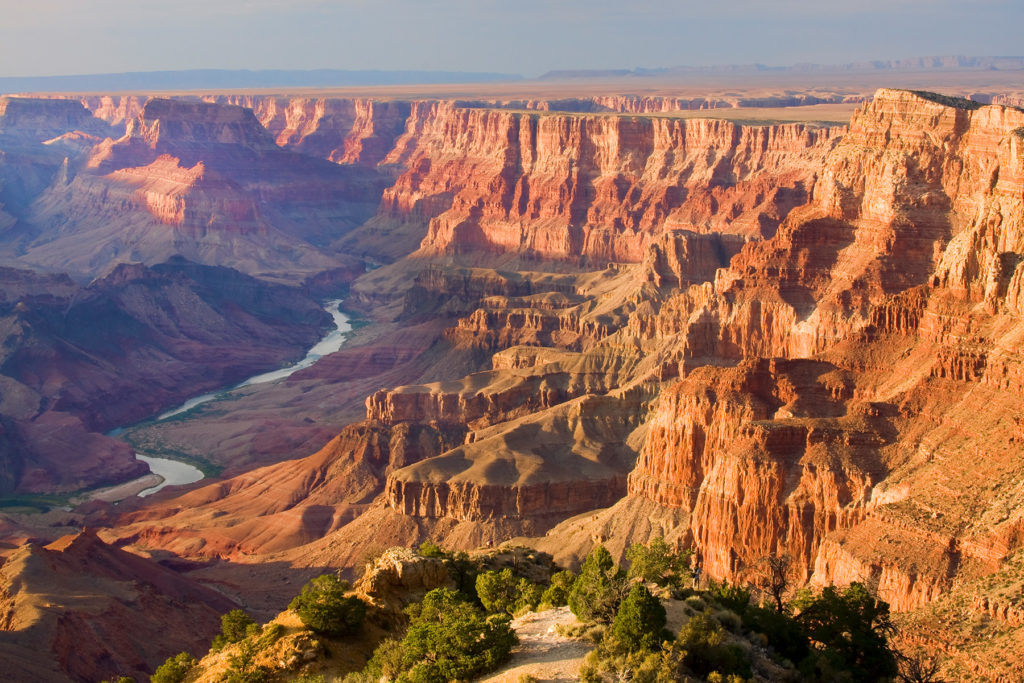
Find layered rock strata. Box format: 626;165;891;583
614;89;1024;614
21;98;385;279
376;101;840;261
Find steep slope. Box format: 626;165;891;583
0;98;112;253
532;90;1024;627
207;95;413;167
0;529;235;682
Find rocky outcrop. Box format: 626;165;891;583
627;360;884;580
401;265;578;319
354;547;454;616
207;96;412;166
444;303;621;353
0;97;110;140
383;386;650;524
607;90;1024;614
77;95;147;126
366;344;640;431
639;230;747;288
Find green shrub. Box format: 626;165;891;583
713;608;742;633
445;550;480;602
289;574;367;637
151;652;196;683
539;569;576;608
401;588;518;682
793;582;897;681
677;610;752;680
579;639;687;682
352;588;517;683
517;581;544;615
568;545;628;624
418;539;446;558
344;638;404;683
743;604;810;665
212;609;257;650
223;640;268;683
476;568;522;615
705;579;751;615
610;583;668;652
625;538;692;588
256;623;285;648
684;595;707;612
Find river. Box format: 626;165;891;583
129;299;353;497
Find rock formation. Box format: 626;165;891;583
0;528;235;682
573;90;1024;618
18;98;386;280
373;101;840;262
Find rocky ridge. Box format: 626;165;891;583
0;528;235;682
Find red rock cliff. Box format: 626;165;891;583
206;95;412;166
374;101;840;262
620;89;1024;612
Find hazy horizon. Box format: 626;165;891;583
2;0;1020;80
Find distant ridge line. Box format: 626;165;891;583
0;69;524;94
540;56;1024;80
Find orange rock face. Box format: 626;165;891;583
618;89;1024;614
373;101;840;261
208;95;412;166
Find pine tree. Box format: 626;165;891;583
610;583;667;651
568;545;627;624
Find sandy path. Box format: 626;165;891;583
478;606;592;682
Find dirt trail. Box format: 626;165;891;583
478;606;592;682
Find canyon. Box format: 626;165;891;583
0;80;1022;680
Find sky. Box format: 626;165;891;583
0;0;1020;78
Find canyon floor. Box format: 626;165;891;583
0;68;1023;680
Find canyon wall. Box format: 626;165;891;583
18;98;385;279
375;101;840;262
30;94;846;269
454;93;868;113
206;95;412;166
618;89;1024;613
23;88;1019;655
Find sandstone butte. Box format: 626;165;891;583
0;87;1023;680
